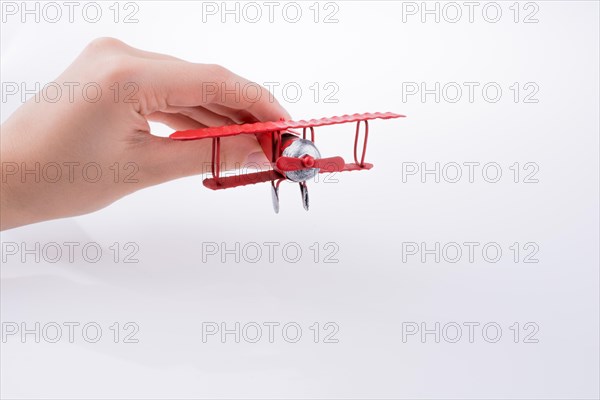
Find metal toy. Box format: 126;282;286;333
170;112;404;212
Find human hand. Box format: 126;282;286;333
1;37;289;230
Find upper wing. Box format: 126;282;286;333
169;112;405;140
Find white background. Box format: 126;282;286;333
1;1;599;399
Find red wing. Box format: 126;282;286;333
203;163;373;191
169;112;405;140
171;121;288;140
203;170;283;190
341;163;373;171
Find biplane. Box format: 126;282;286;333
169;112;405;213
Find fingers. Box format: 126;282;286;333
159;105;236;127
143;108;267;184
168;104;270;125
81;39;291;123
136;59;290;122
140;134;266;184
89;39;287;185
202;103;260;124
83;37;182;62
146;112;207;131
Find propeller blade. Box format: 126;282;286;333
276;156;345;172
299;182;309;211
271;181;280;214
276;156;307;171
313;156;345;172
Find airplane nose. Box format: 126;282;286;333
280;138;321;182
302;156;315;168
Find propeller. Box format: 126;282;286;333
276;155;345;173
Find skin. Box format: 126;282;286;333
0;38;290;230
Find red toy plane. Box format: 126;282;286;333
169;112;404;212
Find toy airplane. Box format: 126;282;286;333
169;112;404;213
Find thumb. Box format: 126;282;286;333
136;134;268;186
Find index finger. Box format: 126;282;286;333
137;60;291;122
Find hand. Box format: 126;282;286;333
1;37;290;230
